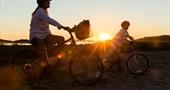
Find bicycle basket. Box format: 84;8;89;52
73;20;91;40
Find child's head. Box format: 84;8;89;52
121;21;130;30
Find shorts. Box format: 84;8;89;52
30;35;65;48
30;38;45;48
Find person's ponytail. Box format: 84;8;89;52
32;5;48;16
32;6;40;16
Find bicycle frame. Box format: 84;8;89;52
63;31;76;46
110;42;135;62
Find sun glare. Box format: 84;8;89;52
99;34;111;41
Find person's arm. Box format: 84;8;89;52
128;35;134;41
37;8;63;30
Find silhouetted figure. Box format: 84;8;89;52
105;21;134;61
29;0;69;86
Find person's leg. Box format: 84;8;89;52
30;38;48;86
30;38;49;66
45;35;65;56
45;34;65;47
104;43;117;59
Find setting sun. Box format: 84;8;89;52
99;33;111;41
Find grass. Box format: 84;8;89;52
0;43;170;90
0;67;29;90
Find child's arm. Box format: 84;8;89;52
127;35;134;41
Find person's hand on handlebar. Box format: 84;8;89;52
58;26;72;31
63;26;71;30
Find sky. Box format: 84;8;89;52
0;0;170;41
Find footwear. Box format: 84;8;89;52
95;71;101;78
135;69;143;73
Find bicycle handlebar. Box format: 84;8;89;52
129;40;134;45
62;27;74;33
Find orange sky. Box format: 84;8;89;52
0;0;169;41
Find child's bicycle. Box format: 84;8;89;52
102;41;149;75
10;20;104;86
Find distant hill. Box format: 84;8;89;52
13;39;29;43
136;35;170;42
0;39;29;43
0;35;170;43
0;39;13;43
134;35;170;50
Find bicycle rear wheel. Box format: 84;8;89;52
11;50;39;84
127;54;149;75
69;54;104;86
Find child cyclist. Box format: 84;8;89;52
105;21;134;61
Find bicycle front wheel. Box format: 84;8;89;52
69;54;104;86
11;50;39;84
127;54;149;75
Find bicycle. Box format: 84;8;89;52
102;41;149;75
10;20;104;86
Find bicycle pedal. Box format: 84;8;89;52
24;64;32;73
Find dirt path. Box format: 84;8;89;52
0;50;170;90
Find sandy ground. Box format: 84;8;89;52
0;50;170;90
